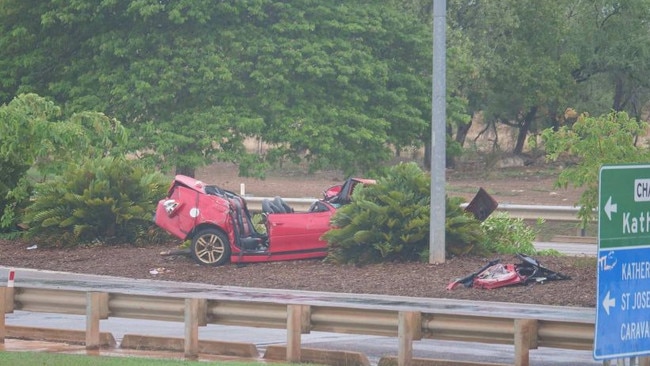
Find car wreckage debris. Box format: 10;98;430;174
446;253;571;290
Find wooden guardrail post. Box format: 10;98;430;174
0;284;599;364
640;356;650;366
0;269;16;344
0;287;6;344
2;288;12;314
184;298;201;359
286;304;310;362
86;291;108;350
5;268;14;313
397;311;421;366
514;319;538;366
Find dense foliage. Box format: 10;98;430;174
323;163;540;264
22;157;168;247
2;1;650;258
323;163;434;263
543;111;650;225
479;212;542;255
444;195;485;257
0;95;164;246
0;1;432;177
3;1;648;177
185;162;541;263
0;94;128;233
444;0;650;158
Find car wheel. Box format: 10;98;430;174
191;229;231;266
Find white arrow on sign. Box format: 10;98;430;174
604;196;617;221
603;291;616;315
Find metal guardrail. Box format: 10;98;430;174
492;203;585;222
245;196;587;222
0;285;602;366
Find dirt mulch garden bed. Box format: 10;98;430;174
0;161;597;307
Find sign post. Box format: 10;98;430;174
595;164;650;360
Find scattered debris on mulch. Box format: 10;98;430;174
0;239;596;308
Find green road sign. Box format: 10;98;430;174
595;164;650;359
599;164;650;249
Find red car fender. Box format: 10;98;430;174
155;183;231;241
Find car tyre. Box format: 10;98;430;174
191;228;231;266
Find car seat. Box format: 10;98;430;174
273;196;293;213
262;199;281;214
262;197;293;213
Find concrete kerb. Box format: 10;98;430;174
6;325;116;348
378;356;508;366
120;334;258;358
264;344;371;366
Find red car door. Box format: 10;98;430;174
265;208;334;256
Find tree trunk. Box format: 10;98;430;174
446;124;455;169
513;106;537;155
175;165;196;178
423;140;431;170
612;74;625;111
445;152;455;169
447;120;473;169
455;121;472;147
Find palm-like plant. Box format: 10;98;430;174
324;162;485;264
23;157;167;246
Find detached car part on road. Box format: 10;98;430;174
446;253;571;290
155;175;375;266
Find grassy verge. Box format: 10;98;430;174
0;352;307;366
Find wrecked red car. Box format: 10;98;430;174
154;175;375;266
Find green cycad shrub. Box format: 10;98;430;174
1;94;130;234
323;162;485;264
23;157;168;247
445;195;485;257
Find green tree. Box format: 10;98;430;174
1;1;432;177
565;0;650;120
0;0;45;102
386;0;473;168
542;111;650;226
450;0;582;155
386;0;650;164
0;93;127;232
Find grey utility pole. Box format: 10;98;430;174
429;0;446;264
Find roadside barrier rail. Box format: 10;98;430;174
243;196;588;222
0;285;610;366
